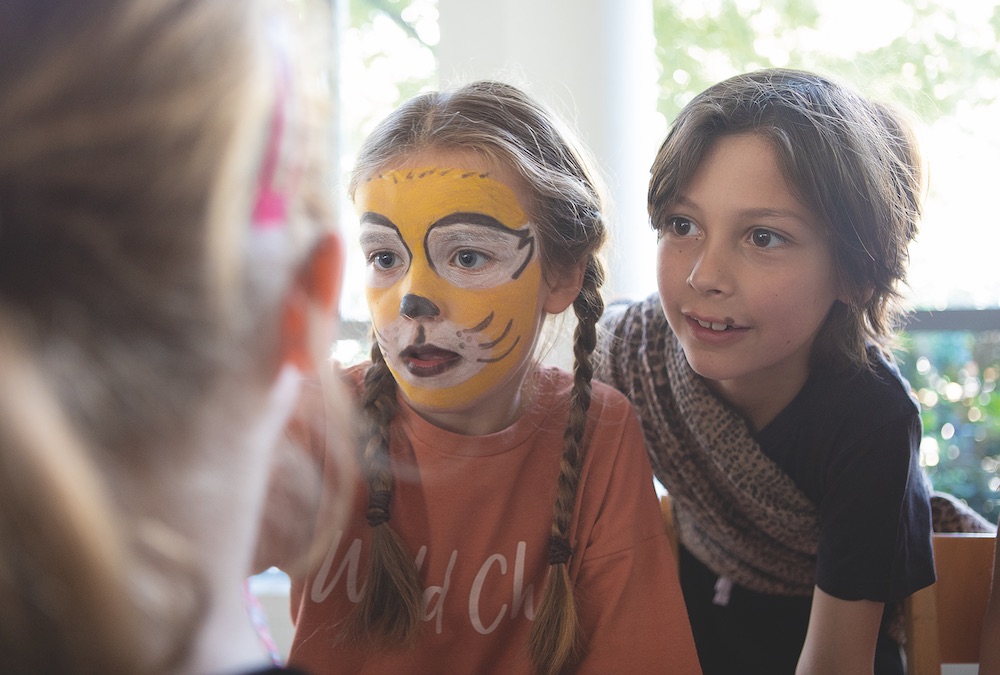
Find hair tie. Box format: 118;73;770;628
251;18;300;231
547;535;573;565
366;489;392;527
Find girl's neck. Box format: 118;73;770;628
406;365;539;436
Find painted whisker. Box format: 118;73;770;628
477;335;520;363
479;319;513;349
459;312;494;335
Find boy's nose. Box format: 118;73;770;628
399;293;440;319
686;246;732;296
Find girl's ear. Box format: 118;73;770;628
542;263;585;315
280;233;344;372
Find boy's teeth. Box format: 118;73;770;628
697;319;728;331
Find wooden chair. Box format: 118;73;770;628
659;493;679;563
904;532;996;675
661;494;997;673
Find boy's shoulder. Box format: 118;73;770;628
601;294;667;333
855;348;917;409
810;348;919;425
597;294;671;368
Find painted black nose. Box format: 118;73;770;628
399;294;440;319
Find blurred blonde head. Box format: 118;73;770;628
0;0;346;672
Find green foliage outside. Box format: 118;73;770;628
351;0;1000;139
896;331;1000;522
651;0;1000;122
348;0;436;101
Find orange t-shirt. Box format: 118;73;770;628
286;366;700;674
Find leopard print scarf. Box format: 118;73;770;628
597;295;820;596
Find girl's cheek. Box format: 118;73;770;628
366;286;399;331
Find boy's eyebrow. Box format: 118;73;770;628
666;194;695;212
671;195;813;227
737;207;813;225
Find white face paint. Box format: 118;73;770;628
357;165;546;417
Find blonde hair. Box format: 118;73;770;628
345;80;607;675
0;0;336;671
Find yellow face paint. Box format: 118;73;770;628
356;167;544;412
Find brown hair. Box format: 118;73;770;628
0;0;335;671
346;80;608;674
648;68;923;371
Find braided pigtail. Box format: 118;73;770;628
528;255;605;675
342;341;423;648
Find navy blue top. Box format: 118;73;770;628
756;348;934;603
680;349;935;674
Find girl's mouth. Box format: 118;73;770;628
400;344;461;377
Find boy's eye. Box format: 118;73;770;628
454;249;488;269
666;217;698;237
749;229;786;248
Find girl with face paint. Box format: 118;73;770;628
356;159;552;434
278;81;700;674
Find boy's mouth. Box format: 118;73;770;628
400;344;461;377
694;317;735;331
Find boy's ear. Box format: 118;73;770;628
542;263;585;315
840;282;874;308
280;233;344;373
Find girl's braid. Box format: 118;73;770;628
528;254;605;675
342;342;422;647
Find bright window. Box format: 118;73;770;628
651;0;1000;311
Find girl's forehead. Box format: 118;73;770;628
372;147;529;206
356;158;530;235
386;147;512;182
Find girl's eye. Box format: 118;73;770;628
454;249;489;269
370;251;401;270
749;229;787;249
